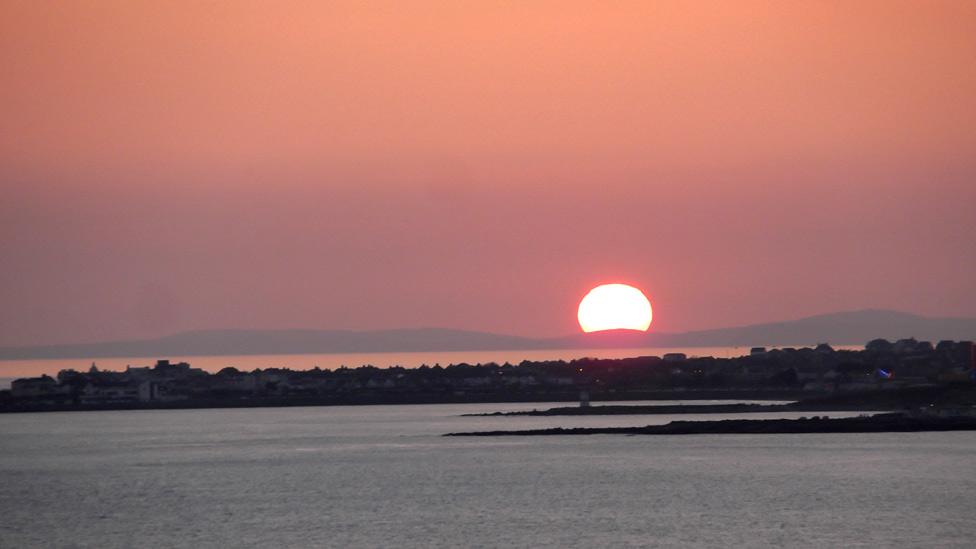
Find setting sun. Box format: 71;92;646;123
577;284;653;333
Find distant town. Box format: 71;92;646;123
2;338;974;413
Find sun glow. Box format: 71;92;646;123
577;284;653;333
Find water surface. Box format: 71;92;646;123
1;402;972;548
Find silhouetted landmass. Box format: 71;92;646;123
443;414;976;437
652;310;976;347
1;338;973;413
2;309;975;360
550;310;976;349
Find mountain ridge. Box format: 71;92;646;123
1;309;973;361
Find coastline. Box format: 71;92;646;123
444;414;976;437
4;341;973;414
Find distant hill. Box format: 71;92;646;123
659;309;976;347
0;310;973;360
544;310;976;349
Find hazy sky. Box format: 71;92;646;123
2;1;974;346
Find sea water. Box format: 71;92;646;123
1;402;973;548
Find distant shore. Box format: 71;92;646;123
4;340;972;414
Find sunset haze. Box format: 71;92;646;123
2;0;974;346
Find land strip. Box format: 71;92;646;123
445;414;976;437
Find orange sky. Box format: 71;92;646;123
1;1;974;345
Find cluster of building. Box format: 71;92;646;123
2;339;974;411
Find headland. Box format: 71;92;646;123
444;413;976;437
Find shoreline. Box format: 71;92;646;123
5;342;973;414
445;414;976;437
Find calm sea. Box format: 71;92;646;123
0;345;863;384
1;402;973;548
